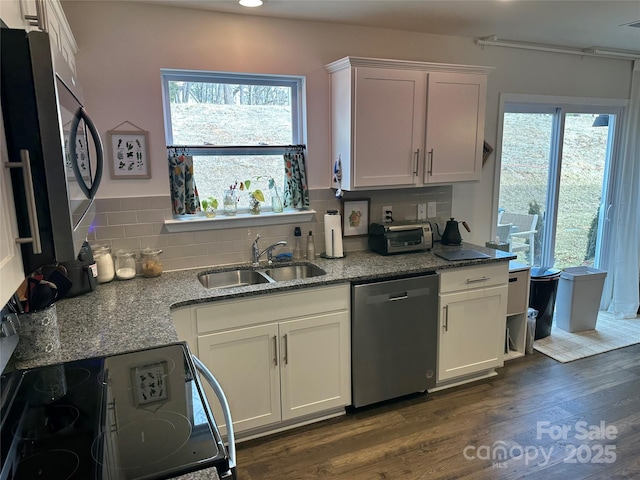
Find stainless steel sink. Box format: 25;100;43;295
262;264;326;282
198;269;271;289
198;263;327;289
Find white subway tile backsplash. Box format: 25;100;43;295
95;198;122;212
91;187;451;271
138;209;167;223
149;196;172;209
167;232;195;246
110;237;142;252
93;225;126;240
121;197;150;211
125;223;155;237
107;211;138;225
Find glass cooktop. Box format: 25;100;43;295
0;342;230;479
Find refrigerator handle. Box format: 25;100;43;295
69;107;104;199
5;150;42;254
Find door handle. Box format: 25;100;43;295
69;107;104;199
443;305;449;332
466;276;490;284
283;334;288;365
427;149;434;176
5;150;42;254
273;335;278;366
605;204;613;221
413;149;420;176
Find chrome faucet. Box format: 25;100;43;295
252;234;287;267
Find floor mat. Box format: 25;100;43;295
533;311;640;363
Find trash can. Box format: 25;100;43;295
529;267;561;340
555;266;607;332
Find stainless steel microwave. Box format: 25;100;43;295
1;28;103;275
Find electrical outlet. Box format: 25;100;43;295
427;202;437;218
382;205;393;223
417;203;427;221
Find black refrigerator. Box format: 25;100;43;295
1;28;103;292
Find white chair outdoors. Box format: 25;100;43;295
497;212;539;264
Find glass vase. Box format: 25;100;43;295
223;190;237;216
271;192;283;213
249;194;261;215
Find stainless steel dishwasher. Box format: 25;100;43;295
351;273;438;408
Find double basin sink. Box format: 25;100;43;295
198;263;326;289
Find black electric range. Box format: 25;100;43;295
0;342;234;480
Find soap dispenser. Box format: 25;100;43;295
293;227;303;260
306;231;316;260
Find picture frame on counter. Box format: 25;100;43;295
107;121;151;179
342;198;370;237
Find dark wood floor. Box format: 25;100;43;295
235;344;640;479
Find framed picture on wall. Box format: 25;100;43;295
107;121;151;179
342;198;370;237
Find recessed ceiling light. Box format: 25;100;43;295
239;0;263;7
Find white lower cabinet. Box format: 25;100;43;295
437;263;509;385
174;284;351;438
198;323;281;434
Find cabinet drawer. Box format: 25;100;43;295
507;268;530;315
196;284;350;333
439;263;508;293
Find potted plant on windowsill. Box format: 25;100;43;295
240;180;265;215
201;197;218;218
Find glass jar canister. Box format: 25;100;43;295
92;244;115;283
223;189;238;216
141;248;163;277
114;250;137;280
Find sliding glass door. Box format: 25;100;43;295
497;101;621;270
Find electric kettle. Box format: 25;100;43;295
436;218;471;245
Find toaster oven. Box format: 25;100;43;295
368;221;433;255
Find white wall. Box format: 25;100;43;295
61;1;632;244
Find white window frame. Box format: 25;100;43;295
160;69;314;231
493;93;627;267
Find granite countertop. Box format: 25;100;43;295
9;242;513;480
14;242;513;371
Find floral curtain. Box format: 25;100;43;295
283;149;310;210
168;153;200;215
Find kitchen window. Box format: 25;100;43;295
161;69;307;221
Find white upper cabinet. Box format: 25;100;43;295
1;1;79;86
0;112;26;307
326;57;491;191
424;72;487;184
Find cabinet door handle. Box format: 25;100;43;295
25;0;47;31
283;334;289;365
466;276;490;284
427;149;434;176
413;149;420;176
273;335;278;366
443;305;449;332
5;150;43;254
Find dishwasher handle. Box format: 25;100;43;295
192;355;236;476
389;292;408;301
363;286;432;305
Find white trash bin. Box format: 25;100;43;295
555;266;607;332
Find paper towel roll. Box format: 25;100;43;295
324;212;344;258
